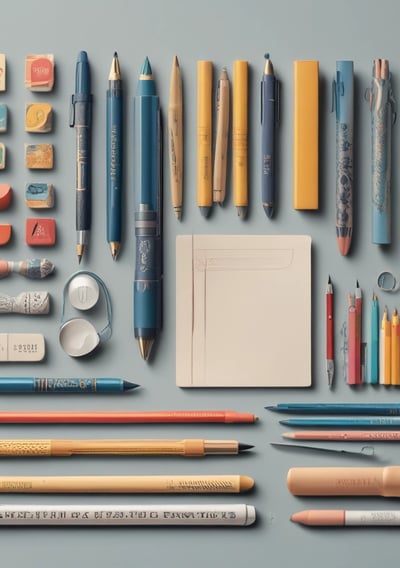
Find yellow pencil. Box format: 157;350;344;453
233;60;248;218
391;308;400;385
0;474;255;494
379;306;391;385
197;60;213;217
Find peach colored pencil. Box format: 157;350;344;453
283;430;400;441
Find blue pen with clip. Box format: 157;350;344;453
267;403;400;415
261;53;279;218
106;52;123;260
370;59;395;245
70;51;92;263
133;57;162;361
333;61;354;256
0;377;139;393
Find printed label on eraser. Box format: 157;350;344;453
0;333;45;361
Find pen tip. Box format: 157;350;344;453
78;51;88;62
140;56;152;76
237;206;248;219
264;52;270;60
123;380;140;391
114;51;118;58
138;338;154;361
328;275;331;283
263;204;274;218
199;206;211;218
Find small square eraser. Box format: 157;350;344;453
0;143;5;169
0;54;5;91
25;183;54;208
0;104;8;132
25;54;54;91
25;103;53;133
0;184;12;210
25;144;54;169
0;224;12;245
25;217;56;246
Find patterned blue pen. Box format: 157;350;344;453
133;57;162;361
333;61;353;256
370;59;395;245
261;53;278;218
0;378;139;393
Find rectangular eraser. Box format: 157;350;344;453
0;333;45;362
25;103;53;133
0;54;5;91
25;54;54;92
0;143;5;169
293;60;319;210
0;104;8;132
25;217;56;246
25;144;54;169
25;183;54;208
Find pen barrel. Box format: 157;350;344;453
326;292;334;359
106;85;123;243
336;121;353;235
75;108;92;232
32;378;123;393
213;76;230;199
261;75;276;204
0;475;246;494
197;61;213;207
287;466;400;497
371;74;393;244
0;440;52;456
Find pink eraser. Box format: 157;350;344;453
25;54;54;92
25;218;56;246
0;184;11;210
0;224;12;245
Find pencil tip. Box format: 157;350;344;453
238;443;254;452
237;206;247;219
123;381;140;391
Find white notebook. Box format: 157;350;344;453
176;234;312;387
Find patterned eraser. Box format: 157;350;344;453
25;218;56;246
25;183;54;209
0;184;12;210
25;144;53;169
25;54;54;91
0;224;12;245
0;144;5;169
25;103;53;133
0;104;7;133
0;54;5;91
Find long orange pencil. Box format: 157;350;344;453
0;410;258;424
391;308;400;384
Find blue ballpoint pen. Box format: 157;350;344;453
133;57;162;361
261;53;278;218
370;59;395;245
280;418;400;427
0;377;139;393
107;52;123;260
267;403;400;415
70;51;93;263
333;60;354;256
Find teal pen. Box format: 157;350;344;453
368;293;379;383
0;378;139;393
106;52;123;260
280;417;400;427
333;60;354;256
268;403;400;415
133;57;162;361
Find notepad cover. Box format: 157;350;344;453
176;234;312;387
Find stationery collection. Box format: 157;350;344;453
1;49;400;531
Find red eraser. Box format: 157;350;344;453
25;218;56;246
0;184;12;210
0;224;11;245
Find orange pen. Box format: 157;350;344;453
380;306;391;385
347;294;357;384
391;308;400;384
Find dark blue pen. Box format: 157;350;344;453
261;53;278;218
107;52;123;260
133;57;162;361
0;378;139;393
70;51;92;263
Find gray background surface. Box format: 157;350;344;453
1;0;399;566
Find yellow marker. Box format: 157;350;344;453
197;60;213;217
293;60;319;209
25;103;53;132
233;60;248;218
392;309;400;385
380;306;391;385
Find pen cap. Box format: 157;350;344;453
335;61;354;123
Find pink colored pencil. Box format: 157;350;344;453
283;430;400;441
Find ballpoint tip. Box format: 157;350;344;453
264;52;270;60
238;443;254;452
114;51;118;58
199;206;211;218
263;204;274;218
138;338;154;361
237;206;248;219
123;380;140;391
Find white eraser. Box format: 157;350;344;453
0;333;45;361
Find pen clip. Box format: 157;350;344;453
69;95;76;127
